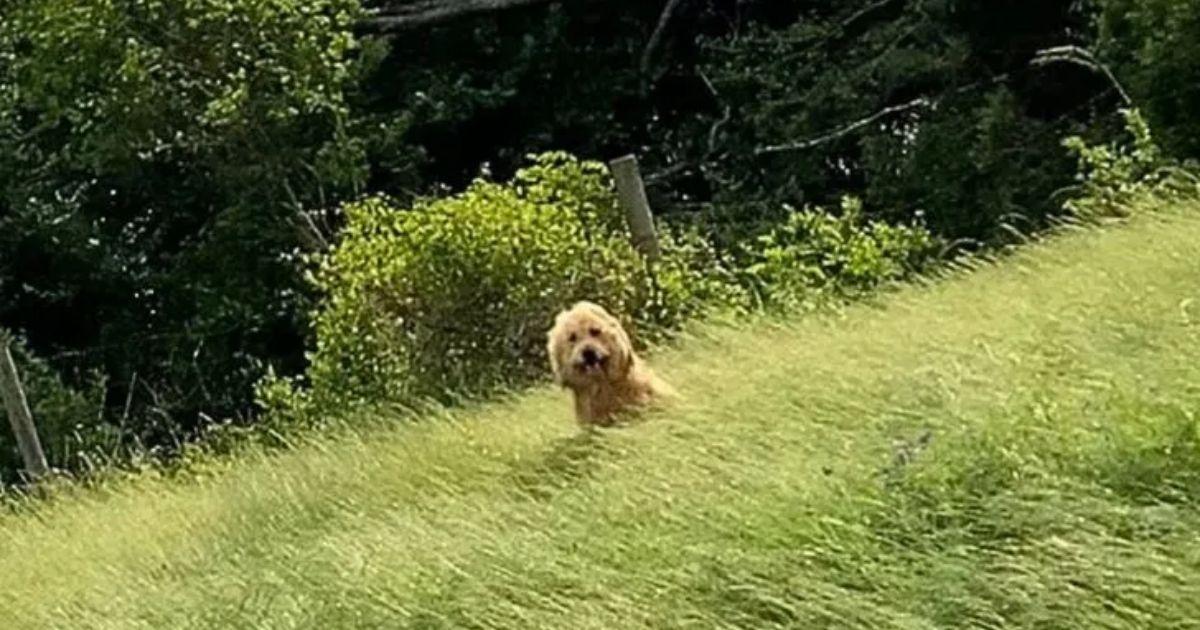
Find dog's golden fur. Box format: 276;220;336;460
546;301;672;426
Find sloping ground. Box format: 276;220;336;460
3;202;1200;629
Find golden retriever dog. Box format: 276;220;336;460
546;301;672;426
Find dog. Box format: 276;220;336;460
546;301;672;426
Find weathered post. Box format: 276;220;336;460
0;333;50;480
608;154;662;261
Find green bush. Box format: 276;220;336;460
257;155;947;422
260;153;742;419
1063;109;1200;218
741;196;940;309
1;334;112;482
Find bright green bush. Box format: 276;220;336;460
1063;109;1200;218
741;196;940;309
257;156;946;422
260;153;742;418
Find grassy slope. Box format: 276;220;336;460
4;202;1200;629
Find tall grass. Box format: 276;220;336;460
2;200;1199;628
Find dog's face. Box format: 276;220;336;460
547;301;633;388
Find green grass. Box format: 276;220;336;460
4;201;1200;629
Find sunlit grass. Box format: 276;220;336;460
2;201;1200;628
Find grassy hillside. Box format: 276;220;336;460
4;202;1200;629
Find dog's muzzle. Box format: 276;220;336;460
577;346;606;372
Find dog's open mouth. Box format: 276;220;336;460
575;348;607;373
576;359;606;373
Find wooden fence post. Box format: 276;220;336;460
0;333;50;480
608;154;662;261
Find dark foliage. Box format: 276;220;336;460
1095;0;1200;159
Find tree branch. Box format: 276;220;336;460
754;96;932;156
1031;45;1133;107
646;70;729;185
840;0;906;37
753;50;1126;159
361;0;563;33
754;74;1011;156
640;0;689;81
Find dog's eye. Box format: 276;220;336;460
589;327;601;337
568;333;577;343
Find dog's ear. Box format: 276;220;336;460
607;317;636;379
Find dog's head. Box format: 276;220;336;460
547;301;634;388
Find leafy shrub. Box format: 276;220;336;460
1063;109;1199;218
0;334;112;482
260;153;742;419
741;197;940;309
258;155;946;422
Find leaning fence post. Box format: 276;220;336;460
0;332;50;481
608;154;662;261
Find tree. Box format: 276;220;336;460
646;0;1118;243
0;0;377;445
1095;0;1200;159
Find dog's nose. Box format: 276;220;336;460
582;347;600;365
